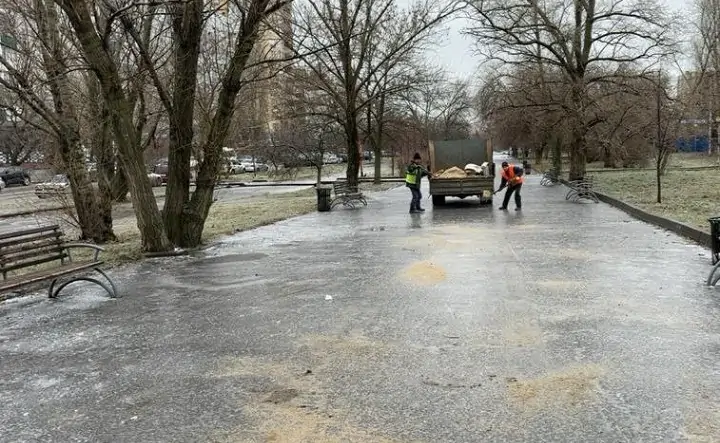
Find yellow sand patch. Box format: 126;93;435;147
681;402;720;443
301;333;392;358
209;354;407;443
399;261;447;285
507;364;605;410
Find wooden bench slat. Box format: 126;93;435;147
0;245;66;266
0;261;102;293
0;231;63;250
2;253;69;276
0;225;60;241
0;237;64;257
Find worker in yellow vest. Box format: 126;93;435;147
405;152;430;213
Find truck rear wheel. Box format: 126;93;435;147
432;195;446;206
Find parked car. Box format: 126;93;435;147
237;156;269;173
148;172;163;187
0;166;32;186
152;164;169;184
35;174;71;199
323;153;341;164
0;177;5;192
228;161;245;174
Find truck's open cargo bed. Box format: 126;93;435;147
428;137;495;205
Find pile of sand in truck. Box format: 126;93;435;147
432;162;491;179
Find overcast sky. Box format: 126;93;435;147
423;0;693;80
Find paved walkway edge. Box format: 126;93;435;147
557;178;712;248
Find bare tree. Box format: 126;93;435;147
293;0;463;187
0;0;114;242
465;0;678;180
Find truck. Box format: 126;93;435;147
428;137;495;206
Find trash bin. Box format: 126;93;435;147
316;184;332;212
710;217;720;264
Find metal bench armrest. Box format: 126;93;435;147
63;243;105;262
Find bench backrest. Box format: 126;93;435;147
0;225;66;280
333;180;359;195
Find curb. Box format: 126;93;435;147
557;178;712;248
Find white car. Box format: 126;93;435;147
148;172;164;187
35;174;71;199
228;162;245;174
0;177;5;191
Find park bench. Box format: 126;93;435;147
540;168;561;187
565;176;599;203
0;225;117;299
708;217;720;286
330;180;368;209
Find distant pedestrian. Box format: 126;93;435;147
405;152;430;214
496;161;524;211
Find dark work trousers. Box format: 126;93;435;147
409;186;422;209
502;183;522;209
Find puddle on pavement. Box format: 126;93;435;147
506;364;605;410
399;261;447;285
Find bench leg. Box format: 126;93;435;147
707;261;720;286
49;269;118;299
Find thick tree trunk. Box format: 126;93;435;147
568;82;587;181
656;162;662;203
38;0;113;243
373;93;385;184
58;0;172;252
164;0;203;246
178;2;271;247
87;75;116;241
345;107;361;187
568;128;587;181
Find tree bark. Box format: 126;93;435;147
86;74;116;240
373;92;385;184
345;111;361;188
568;82;587;181
163;0;203;246
38;0;113;242
57;0;172;252
178;0;274;246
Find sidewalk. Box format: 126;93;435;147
1;173;719;442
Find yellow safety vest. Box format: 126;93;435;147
405;171;417;185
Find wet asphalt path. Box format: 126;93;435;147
1;173;720;442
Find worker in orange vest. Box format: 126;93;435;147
496;161;524;211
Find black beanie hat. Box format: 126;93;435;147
413;152;421;160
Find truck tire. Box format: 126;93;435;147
432;195;446;206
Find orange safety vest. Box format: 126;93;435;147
501;165;524;184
